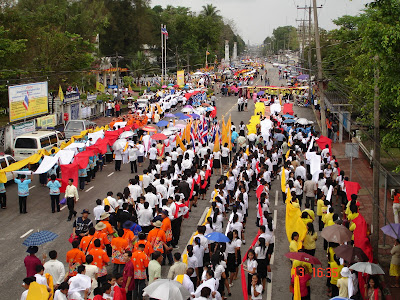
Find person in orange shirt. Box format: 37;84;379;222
161;211;174;265
111;229;129;275
132;244;150;300
66;240;86;276
79;227;96;255
99;213;115;242
122;221;136;251
93;222;110;249
134;233;153;257
147;220;168;254
88;239;110;284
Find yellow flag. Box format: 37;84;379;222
128;84;132;91
281;166;286;193
213;132;220;152
176;274;184;284
27;282;49;300
185;121;191;143
285;199;307;249
156;104;162;114
58;85;64;102
96;82;105;93
176;134;186;152
293;274;302;300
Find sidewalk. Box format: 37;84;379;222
310;106;399;299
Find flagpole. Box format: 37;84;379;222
205;50;208;68
164;25;167;83
161;24;164;84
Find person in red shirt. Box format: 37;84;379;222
134;233;153;257
24;246;43;277
113;273;126;300
122;251;134;299
79;227;96;255
115;102;121;118
291;266;311;299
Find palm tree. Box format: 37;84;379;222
201;4;221;18
127;51;151;80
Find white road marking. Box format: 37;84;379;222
85;186;94;192
107;172;114;177
20;229;33;238
275;190;278;206
29;185;36;190
273;209;277;230
198;207;210;225
60;205;67;210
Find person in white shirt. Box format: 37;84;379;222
142;170;151;189
137;142;145;167
137;202;153;233
43;250;66;287
170;148;179;164
221;144;230;171
250;274;263;300
148;144;158;165
144;187;158;213
114;149;123;171
128;178;142;202
53;282;69;300
93;199;105;223
174;270;195;295
185;145;195;161
20;277;35;300
193;286;212;300
128;145;138;173
295;161;307;180
34;265;49;287
103;191;118;213
156;179;168;199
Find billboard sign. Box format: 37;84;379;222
8;82;48;122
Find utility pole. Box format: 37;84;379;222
114;52;123;101
312;0;327;136
308;6;313;105
187;54;190;74
372;55;380;259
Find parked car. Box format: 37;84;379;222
13;131;65;161
64;120;96;140
0;154;16;181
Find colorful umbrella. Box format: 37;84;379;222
179;115;190;120
190;114;200;119
161;85;167;88
142;125;158;132
173;84;179;88
168;83;174;86
156;120;169;127
201;103;210;107
151;133;168;140
112;139;127;151
23;230;58;247
257;91;265;96
334;245;369;264
381;223;400;240
181;108;193;114
283;114;295;118
283;119;295;124
284;252;322;265
205;232;230;243
321;224;353;244
259;98;268;102
164;113;176;118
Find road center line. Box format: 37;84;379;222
275;190;278;206
198;207;210;226
107;172;114;177
60;205;67;210
29;185;36;190
85;186;94;192
20;229;33;239
273;209;277;230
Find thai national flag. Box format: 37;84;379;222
23;93;29;110
162;28;169;39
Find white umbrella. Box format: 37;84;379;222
349;262;385;275
143;279;191;300
181;107;193;113
194;107;206;115
270;103;281;115
296;118;312;125
162;129;175;136
119;131;134;139
167;126;180;131
112;138;127;151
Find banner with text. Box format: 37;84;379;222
177;70;185;86
36;114;57;128
8;82;48;122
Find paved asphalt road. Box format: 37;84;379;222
0;65;329;300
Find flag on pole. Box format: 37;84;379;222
58;85;64;102
213;132;220;152
161;27;169;39
23;92;29;110
96;82;105;93
176;134;186;152
206;51;210;55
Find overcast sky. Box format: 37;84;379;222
150;0;371;44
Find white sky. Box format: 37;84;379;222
150;0;371;44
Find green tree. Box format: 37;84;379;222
128;51;151;80
201;4;221;19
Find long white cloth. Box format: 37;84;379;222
64;143;86;152
12;171;32;175
33;156;58;174
88;130;104;143
55;150;75;165
270;103;281;115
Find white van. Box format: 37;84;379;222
0;154;16;181
13;131;65;161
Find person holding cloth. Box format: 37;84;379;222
47;174;62;213
14;173;32;214
390;239;400;288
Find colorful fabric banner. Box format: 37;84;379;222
344;180;362;201
60;163;79;193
